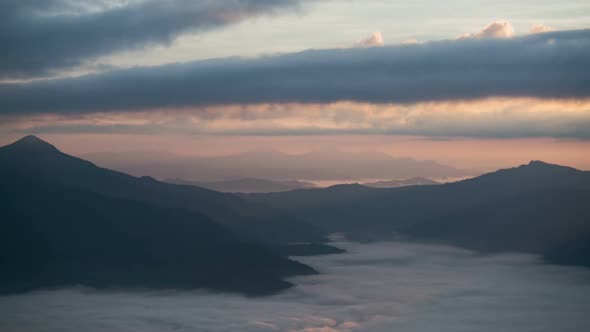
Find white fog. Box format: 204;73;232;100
2;241;589;332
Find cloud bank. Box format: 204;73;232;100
1;29;588;116
0;0;305;79
1;241;589;331
3;99;589;139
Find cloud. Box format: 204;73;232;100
354;32;384;48
402;38;419;45
1;241;589;332
0;29;588;116
2;98;589;139
476;21;514;38
0;0;305;79
530;24;554;34
459;21;514;39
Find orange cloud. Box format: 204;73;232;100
530;24;554;34
458;21;514;39
3;98;588;139
354;32;384;47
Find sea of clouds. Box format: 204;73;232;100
1;241;590;332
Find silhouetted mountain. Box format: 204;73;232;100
363;177;440;188
0;136;325;245
166;178;317;193
544;232;590;267
0;136;320;295
246;161;590;267
3;135;60;152
0;179;315;295
405;189;590;254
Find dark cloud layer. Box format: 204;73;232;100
0;0;304;79
0;29;589;115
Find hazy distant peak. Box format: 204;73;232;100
249;147;286;155
233;148;290;158
300;148;392;160
166;177;317;193
364;177;440;188
325;183;367;191
4;135;59;153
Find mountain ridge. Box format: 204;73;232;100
364;177;440;188
245;161;590;267
0;136;321;296
0;136;326;244
166;177;317;193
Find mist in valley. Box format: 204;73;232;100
2;241;589;332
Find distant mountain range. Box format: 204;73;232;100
245;161;590;267
363;177;440;188
166;178;317;193
164;177;438;193
3;135;589;296
83;148;474;182
0;136;322;296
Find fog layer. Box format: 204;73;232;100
1;241;589;332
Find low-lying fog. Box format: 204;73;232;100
2;241;589;332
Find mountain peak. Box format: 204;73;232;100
492;160;583;177
527;160;551;167
524;160;577;171
6;135;59;152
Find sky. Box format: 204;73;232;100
2;241;590;332
1;0;589;171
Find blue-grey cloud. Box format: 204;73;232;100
0;0;305;79
0;29;589;115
